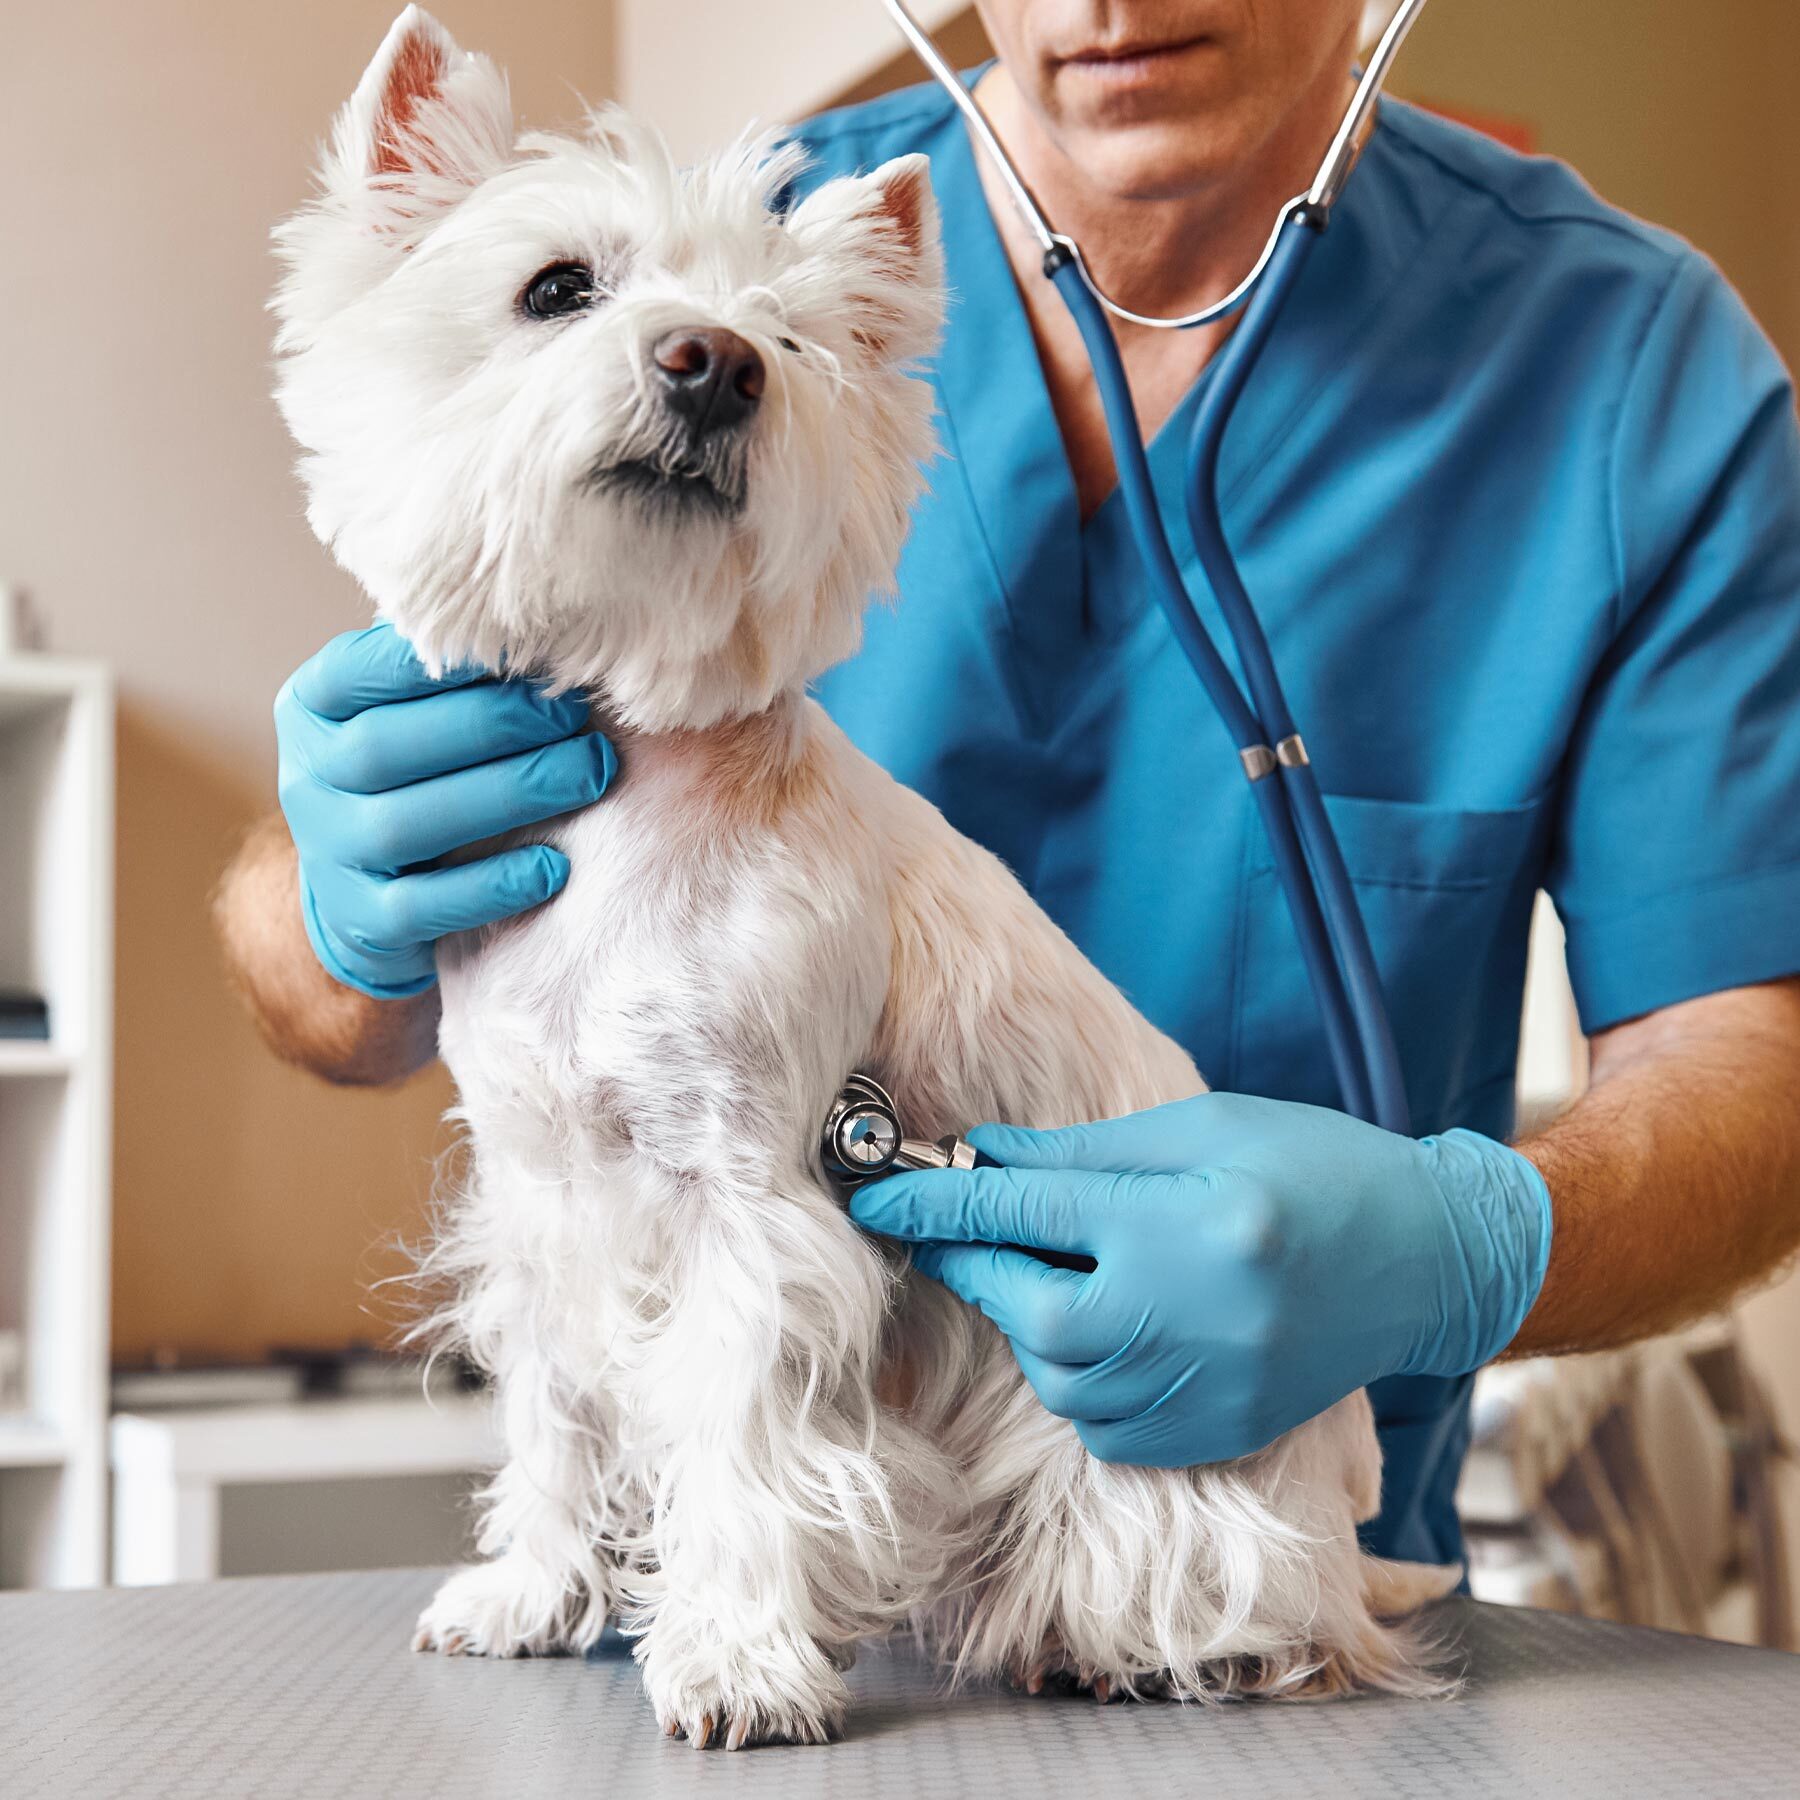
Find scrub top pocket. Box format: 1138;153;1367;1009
1234;793;1551;1136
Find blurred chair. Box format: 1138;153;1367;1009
1461;1326;1792;1648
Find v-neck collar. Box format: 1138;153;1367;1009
926;101;1084;659
921;84;1443;697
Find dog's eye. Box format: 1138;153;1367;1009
777;336;803;355
522;262;597;320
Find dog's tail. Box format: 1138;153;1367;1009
1363;1555;1465;1619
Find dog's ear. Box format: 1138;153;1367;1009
322;5;513;233
855;155;936;263
787;155;944;360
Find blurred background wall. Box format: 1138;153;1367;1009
1393;0;1800;376
618;0;967;165
1;0;1796;1418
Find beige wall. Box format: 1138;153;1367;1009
0;3;614;1360
1392;0;1800;374
617;0;966;163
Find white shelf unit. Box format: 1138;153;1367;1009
0;654;113;1586
110;1395;501;1585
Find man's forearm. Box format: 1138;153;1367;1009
1510;978;1800;1356
214;811;441;1086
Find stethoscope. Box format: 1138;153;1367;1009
858;0;1436;1139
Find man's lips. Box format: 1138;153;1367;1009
1059;34;1217;73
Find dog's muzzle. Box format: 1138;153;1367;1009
650;328;765;439
586;453;746;519
587;326;764;520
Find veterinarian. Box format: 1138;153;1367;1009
219;0;1800;1571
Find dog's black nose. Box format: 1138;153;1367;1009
651;328;765;436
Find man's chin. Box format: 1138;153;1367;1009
1050;116;1254;204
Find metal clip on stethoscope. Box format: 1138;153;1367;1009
869;0;1434;1138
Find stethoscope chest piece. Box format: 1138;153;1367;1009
820;1073;983;1197
822;1074;905;1187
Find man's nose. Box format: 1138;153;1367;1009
650;327;765;436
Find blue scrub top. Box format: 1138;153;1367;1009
785;84;1800;1567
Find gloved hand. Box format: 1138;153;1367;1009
848;1091;1552;1467
275;623;617;998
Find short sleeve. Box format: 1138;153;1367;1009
1549;254;1800;1031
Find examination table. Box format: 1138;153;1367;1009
2;1568;1796;1796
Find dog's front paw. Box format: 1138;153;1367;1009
413;1558;604;1659
643;1627;851;1750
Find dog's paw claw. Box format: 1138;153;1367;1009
1012;1644;1143;1705
645;1629;847;1748
662;1710;757;1751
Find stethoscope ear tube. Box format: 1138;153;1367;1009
881;0;1432;332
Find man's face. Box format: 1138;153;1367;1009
975;1;1367;200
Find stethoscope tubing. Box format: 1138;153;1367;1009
881;0;1434;333
1049;238;1385;1129
1181;213;1411;1133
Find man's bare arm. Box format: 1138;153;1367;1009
214;811;442;1086
1511;977;1800;1355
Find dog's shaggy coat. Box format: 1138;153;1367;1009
274;7;1455;1748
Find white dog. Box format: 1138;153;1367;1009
275;7;1455;1748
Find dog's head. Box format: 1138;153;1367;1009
274;7;944;731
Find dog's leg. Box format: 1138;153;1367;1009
629;1189;929;1749
415;1339;628;1658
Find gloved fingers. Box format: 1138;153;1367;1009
1074;1365;1275;1470
1074;1416;1195;1470
368;847;573;946
295;681;596;795
968;1099;1219;1177
332;734;617;872
286;623;485;722
907;1242;1117;1364
1008;1344;1146;1425
300;873;437;997
850;1164;1104;1260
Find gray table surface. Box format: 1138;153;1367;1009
1;1568;1796;1798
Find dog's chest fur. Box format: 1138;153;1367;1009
434;701;890;1240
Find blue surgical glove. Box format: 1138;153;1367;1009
275;623;617;998
848;1092;1552;1468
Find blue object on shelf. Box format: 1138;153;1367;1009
0;992;50;1040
